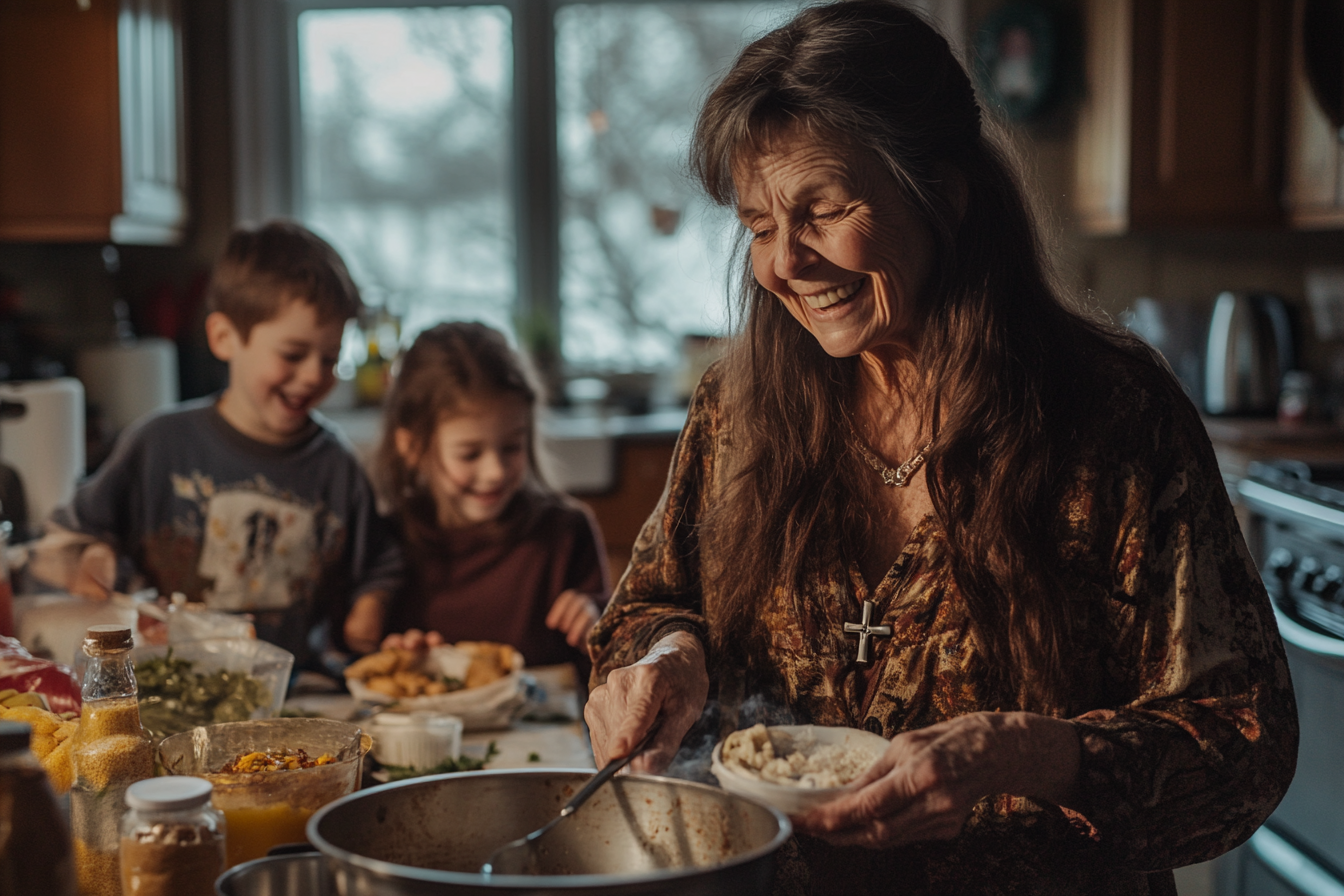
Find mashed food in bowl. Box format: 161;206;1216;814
721;724;878;788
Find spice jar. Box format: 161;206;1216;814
120;777;226;896
0;720;78;896
70;624;155;896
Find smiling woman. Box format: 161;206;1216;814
735;132;936;363
583;2;1299;894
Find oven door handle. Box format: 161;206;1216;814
1274;605;1344;663
1248;827;1344;896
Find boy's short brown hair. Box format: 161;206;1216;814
205;220;362;341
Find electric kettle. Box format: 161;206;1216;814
1203;291;1295;416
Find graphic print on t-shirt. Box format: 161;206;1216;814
197;489;320;611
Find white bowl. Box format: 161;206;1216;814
710;724;889;815
368;711;463;770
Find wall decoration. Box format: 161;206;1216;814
972;2;1059;124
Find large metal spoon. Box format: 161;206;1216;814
480;724;659;877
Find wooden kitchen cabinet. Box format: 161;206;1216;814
0;0;186;244
1283;0;1344;229
1074;0;1289;234
575;438;677;588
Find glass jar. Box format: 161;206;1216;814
70;624;155;896
0;719;78;895
120;777;227;896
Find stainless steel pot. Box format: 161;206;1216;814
215;852;331;896
306;769;791;895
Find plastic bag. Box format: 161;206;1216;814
0;634;81;715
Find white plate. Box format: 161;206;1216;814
710;724;889;815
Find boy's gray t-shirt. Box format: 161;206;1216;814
52;397;403;664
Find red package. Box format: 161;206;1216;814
0;635;81;715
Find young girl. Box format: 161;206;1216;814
350;321;608;674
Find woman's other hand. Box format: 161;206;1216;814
793;712;1080;849
379;628;445;652
585;630;709;774
70;542;116;601
546;589;601;650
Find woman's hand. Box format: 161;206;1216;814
70;542;116;601
793;712;1080;849
546;589;602;651
584;631;709;774
344;592;389;654
379;628;445;652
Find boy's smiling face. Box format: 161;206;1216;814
208;297;346;445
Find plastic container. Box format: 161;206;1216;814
120;776;227;896
70;624;155;896
710;725;890;815
132;638;294;740
0;719;78;895
158;718;371;868
367;711;463;770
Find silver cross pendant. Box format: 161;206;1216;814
843;599;892;663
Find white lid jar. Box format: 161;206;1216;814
119;776;227;896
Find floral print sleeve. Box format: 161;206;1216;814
1062;372;1298;869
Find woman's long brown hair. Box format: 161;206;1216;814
690;0;1133;713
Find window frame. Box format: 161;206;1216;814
229;0;963;365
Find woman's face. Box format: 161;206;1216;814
734;128;936;359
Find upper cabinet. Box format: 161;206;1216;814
0;0;186;244
1284;0;1344;229
1074;0;1289;234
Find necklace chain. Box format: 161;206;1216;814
849;425;933;488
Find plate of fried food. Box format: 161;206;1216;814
343;641;527;730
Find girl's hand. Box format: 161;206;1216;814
379;628;445;652
546;589;601;650
584;631;709;774
344;593;388;654
71;542;116;601
793;712;1080;849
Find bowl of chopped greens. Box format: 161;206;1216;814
133;638;294;740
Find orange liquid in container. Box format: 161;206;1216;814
220;803;315;867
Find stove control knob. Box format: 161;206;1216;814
1267;548;1295;582
1313;566;1344;599
1293;557;1323;593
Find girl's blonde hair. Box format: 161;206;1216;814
374;321;552;541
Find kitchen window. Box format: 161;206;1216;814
232;0;962;373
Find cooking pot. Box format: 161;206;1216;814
215;852;331;896
306;769;791;895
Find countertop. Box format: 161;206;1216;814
283;671;597;774
319;406;685;494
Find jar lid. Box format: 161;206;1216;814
125;776;214;811
84;624;133;653
0;720;31;753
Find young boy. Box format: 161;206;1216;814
47;221;400;662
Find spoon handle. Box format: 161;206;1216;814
561;722;660;817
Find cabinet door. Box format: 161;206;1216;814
1075;0;1289;233
0;0;123;241
1128;0;1288;228
0;0;185;244
1284;0;1344;229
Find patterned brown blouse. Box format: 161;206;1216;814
589;353;1298;896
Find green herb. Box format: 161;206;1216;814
527;752;541;762
134;649;271;739
381;741;500;781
